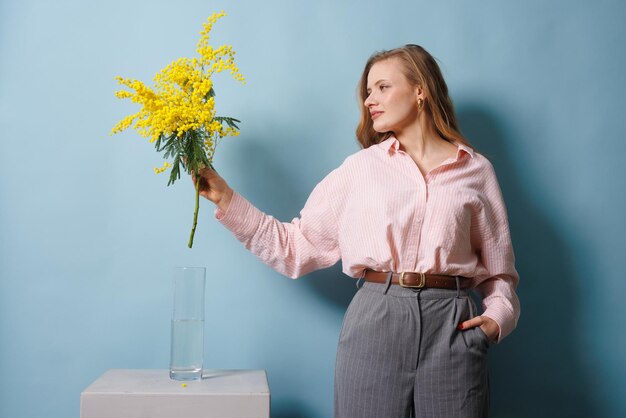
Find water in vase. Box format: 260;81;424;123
170;319;204;380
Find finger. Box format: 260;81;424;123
199;176;210;191
190;172;207;194
199;165;215;176
457;316;483;330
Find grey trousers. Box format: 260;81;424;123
334;278;491;418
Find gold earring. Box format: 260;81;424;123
418;98;424;111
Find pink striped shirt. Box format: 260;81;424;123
215;136;520;341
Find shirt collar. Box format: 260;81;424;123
456;142;475;159
380;136;400;153
380;136;475;160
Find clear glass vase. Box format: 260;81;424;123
169;267;206;380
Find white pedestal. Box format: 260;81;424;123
80;369;270;418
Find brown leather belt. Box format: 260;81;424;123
363;270;471;290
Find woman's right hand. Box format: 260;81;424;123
191;167;234;213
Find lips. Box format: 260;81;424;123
371;111;383;120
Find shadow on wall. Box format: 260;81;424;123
305;265;356;311
234;129;358;316
271;399;318;418
233;130;355;418
457;104;598;418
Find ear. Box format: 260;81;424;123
414;85;424;102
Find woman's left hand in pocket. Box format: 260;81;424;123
458;315;499;343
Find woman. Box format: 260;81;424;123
194;44;520;418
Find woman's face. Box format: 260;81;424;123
364;57;422;134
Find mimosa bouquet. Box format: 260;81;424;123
111;11;245;248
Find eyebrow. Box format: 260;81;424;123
366;79;389;92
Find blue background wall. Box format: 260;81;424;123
1;0;625;417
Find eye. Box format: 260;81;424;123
380;85;389;91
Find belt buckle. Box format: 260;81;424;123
399;271;426;288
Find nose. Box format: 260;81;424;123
364;92;376;108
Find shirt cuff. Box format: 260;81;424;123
474;275;520;343
482;297;516;344
481;310;505;344
214;191;264;239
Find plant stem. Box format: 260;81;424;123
188;174;201;248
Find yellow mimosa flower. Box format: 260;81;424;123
111;10;245;248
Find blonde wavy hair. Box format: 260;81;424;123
356;44;472;150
